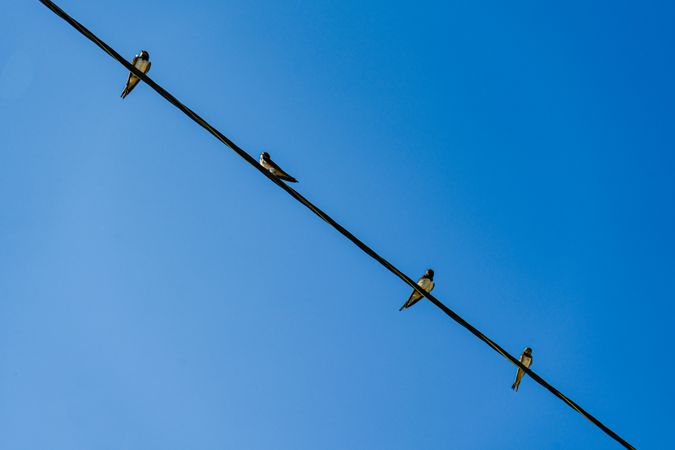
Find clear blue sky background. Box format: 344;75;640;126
2;1;673;449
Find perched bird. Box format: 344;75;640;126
511;347;533;392
259;152;298;183
399;269;435;311
121;50;151;99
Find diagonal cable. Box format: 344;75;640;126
37;1;636;448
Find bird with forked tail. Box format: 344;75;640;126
259;152;298;183
512;347;533;392
121;50;151;99
399;269;435;311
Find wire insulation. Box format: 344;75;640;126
37;1;635;448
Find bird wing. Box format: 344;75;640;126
122;72;140;96
276;172;298;183
268;158;297;182
404;289;422;308
121;56;141;96
512;366;525;389
512;353;532;390
399;277;433;310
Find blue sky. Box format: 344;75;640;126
2;1;674;448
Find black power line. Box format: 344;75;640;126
37;1;636;448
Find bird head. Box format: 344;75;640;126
425;269;434;279
140;50;150;60
524;347;533;355
261;152;270;160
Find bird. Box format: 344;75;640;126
121;50;151;99
259;152;298;183
399;269;434;311
511;347;533;392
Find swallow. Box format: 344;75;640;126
259;152;298;183
121;50;151;99
399;269;434;311
511;347;533;392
